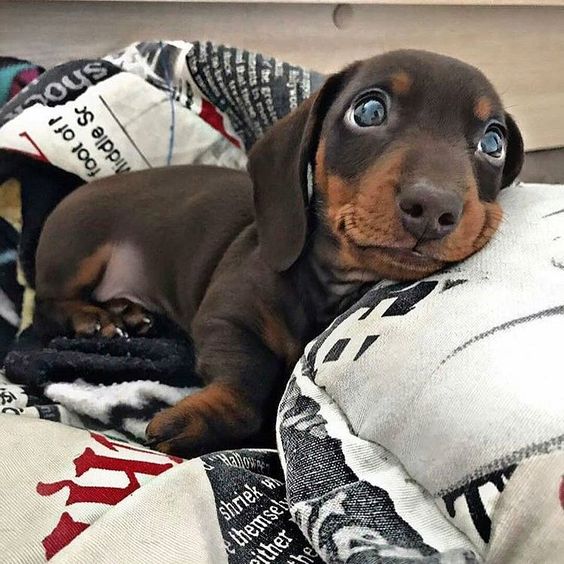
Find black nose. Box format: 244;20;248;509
398;184;463;241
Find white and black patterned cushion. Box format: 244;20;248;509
278;183;564;562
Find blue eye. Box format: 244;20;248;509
352;93;387;127
478;126;505;159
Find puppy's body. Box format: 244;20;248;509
34;50;524;457
35;166;342;453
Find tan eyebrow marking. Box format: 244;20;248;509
474;96;493;121
390;71;412;95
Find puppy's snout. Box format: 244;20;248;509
398;183;463;241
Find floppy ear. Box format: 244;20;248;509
502;113;524;188
248;67;355;272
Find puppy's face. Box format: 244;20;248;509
314;50;523;280
249;50;524;277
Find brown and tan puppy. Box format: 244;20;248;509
33;50;524;457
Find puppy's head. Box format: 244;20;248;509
248;50;524;279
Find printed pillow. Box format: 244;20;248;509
278;182;564;563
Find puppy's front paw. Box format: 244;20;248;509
145;405;186;446
145;384;261;458
145;405;202;458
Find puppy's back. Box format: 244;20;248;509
35;165;255;304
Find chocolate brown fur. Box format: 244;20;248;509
34;50;524;457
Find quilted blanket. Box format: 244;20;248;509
0;41;562;563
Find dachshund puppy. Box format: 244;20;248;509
33;50;524;457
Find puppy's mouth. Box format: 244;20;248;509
342;229;443;267
351;240;435;262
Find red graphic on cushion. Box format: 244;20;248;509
10;131;50;162
199;99;241;148
36;432;182;559
559;476;564;510
41;512;89;560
